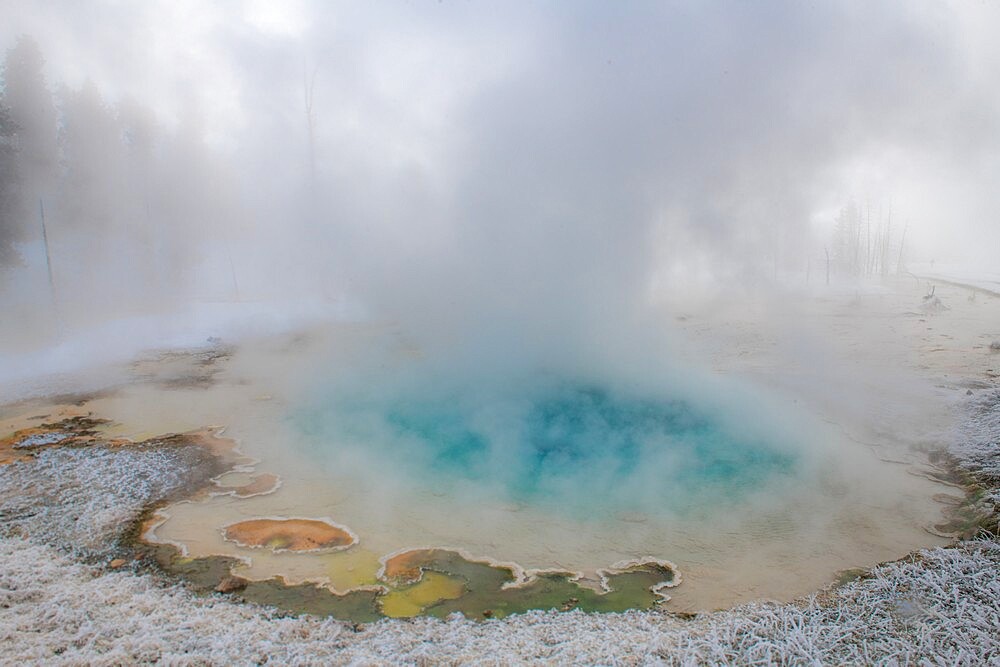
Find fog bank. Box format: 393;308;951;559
2;1;999;358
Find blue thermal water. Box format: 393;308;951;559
296;376;799;518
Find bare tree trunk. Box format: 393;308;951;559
865;202;872;276
854;208;862;276
304;65;319;190
881;204;892;277
896;220;908;275
226;245;241;302
38;198;55;301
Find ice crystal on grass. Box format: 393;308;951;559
954;389;1000;504
0;536;999;664
0;444;208;559
11;432;70;449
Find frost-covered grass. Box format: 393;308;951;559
0;443;213;559
1;536;998;665
955;389;1000;504
0;391;998;664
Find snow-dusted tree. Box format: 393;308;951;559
0;101;21;265
57;80;128;233
116;97;160;291
2;36;58;225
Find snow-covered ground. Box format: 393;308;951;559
909;261;1000;296
955;390;1000;506
0;296;367;405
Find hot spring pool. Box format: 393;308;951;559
295;378;799;519
125;328;950;617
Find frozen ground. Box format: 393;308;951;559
0;391;998;665
0;296;364;404
1;523;999;665
0;443;219;560
908;262;1000;296
955;390;1000;505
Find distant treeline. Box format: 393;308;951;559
0;36;235;304
830;200;906;278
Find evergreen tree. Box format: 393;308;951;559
2;36;58;219
0;102;21;265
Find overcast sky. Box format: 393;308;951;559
2;1;998;327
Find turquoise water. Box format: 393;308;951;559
296;374;798;518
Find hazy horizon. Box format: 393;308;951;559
1;1;999;357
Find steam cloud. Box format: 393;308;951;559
1;1;998;352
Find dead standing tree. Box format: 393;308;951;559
831;199;900;280
304;65;319;192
